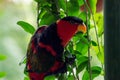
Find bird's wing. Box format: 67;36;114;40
26;26;54;73
26;24;67;80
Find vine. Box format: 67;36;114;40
83;0;101;55
83;0;103;80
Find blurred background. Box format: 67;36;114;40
0;0;36;80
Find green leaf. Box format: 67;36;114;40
73;36;79;43
91;66;102;79
82;66;102;80
92;66;102;74
94;13;103;37
24;76;30;80
77;61;88;74
67;42;74;53
0;54;6;61
74;32;84;37
80;36;89;45
58;0;66;11
77;56;88;65
67;65;73;73
0;72;6;78
34;0;44;3
59;9;66;18
39;9;47;19
76;56;88;74
97;52;104;64
76;42;88;55
34;0;39;2
67;0;80;16
97;46;104;64
74;50;82;55
40;12;58;26
19;57;26;65
76;36;89;55
88;0;97;14
79;11;87;22
93;46;104;64
68;75;74;80
77;0;84;6
44;75;56;80
82;70;89;80
24;67;29;76
91;40;97;46
17;21;35;34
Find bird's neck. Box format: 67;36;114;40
57;20;78;47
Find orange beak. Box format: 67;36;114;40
77;23;87;33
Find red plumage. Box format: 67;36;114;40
26;16;86;80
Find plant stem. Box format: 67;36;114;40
83;0;101;55
86;12;92;80
75;66;80;80
83;0;92;80
65;0;68;16
37;2;40;28
92;15;101;55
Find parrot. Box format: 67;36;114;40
26;16;86;80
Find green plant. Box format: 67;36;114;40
0;54;7;78
18;0;104;80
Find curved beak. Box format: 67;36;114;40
77;23;87;33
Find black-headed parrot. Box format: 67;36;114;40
26;16;86;80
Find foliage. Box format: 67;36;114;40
0;54;6;78
82;66;102;80
0;72;6;78
0;54;6;61
17;21;35;34
17;0;104;80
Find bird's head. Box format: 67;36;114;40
56;16;87;46
60;16;86;33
